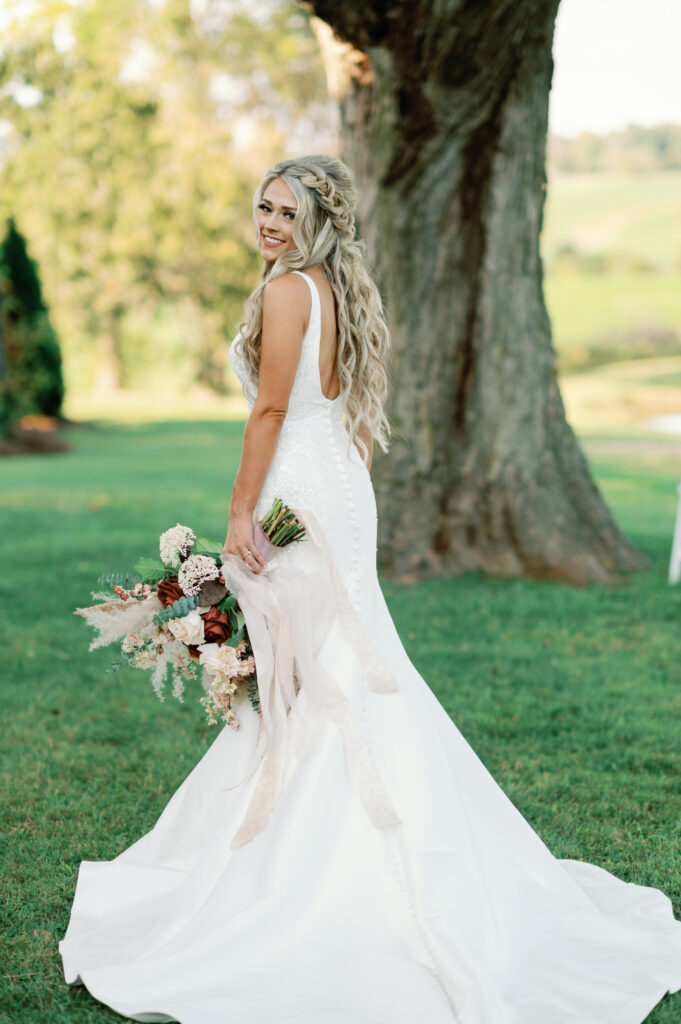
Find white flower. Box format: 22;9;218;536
224;708;240;730
171;647;191;669
172;672;185;702
237;655;256;677
122;632;144;653
177;554;221;596
166;609;205;645
149;622;172;644
232;638;255;676
133;649;157;669
197;641;241;679
159;523;196;567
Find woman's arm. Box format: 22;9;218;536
222;274;308;573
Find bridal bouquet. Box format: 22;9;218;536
75;498;306;730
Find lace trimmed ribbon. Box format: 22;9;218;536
220;505;402;850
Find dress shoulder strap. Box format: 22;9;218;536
289;270;320;338
290;269;316;296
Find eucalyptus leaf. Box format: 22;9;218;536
223;626;245;648
97;569;141;589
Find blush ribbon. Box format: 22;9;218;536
220;505;402;850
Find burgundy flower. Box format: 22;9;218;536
157;577;185;608
201;607;233;644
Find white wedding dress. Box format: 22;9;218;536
60;270;681;1023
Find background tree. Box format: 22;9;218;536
548;124;681;175
308;0;645;584
0;0;332;393
0;290;8;439
0;219;64;434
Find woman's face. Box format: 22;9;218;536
257;177;298;263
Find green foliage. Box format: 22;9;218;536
260;497;306;544
548;124;681;175
0;219;65;428
153;593;200;625
103;651;134;674
0;217;46;315
246;677;261;715
133;556;169;584
194;536;223;556
95;569;143;591
214;593;240;635
222;624;245;649
0;0;333;394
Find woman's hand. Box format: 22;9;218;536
222;512;267;574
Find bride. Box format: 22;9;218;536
60;154;681;1023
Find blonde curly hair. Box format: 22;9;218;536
234;153;392;465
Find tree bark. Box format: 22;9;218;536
308;0;646;584
94;312;124;392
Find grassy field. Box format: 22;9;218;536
542;170;681;271
544;270;681;364
540;171;681;373
561;356;681;435
62;351;680;441
1;417;680;1022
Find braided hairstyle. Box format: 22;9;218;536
234;154;392;465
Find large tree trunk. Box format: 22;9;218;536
309;0;646;584
94;313;124;392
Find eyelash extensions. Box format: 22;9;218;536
259;202;295;219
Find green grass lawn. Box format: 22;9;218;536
1;420;680;1022
542;170;681;270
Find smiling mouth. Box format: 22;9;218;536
262;235;284;245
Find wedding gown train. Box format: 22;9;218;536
59;270;681;1023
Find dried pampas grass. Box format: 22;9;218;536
74;593;163;651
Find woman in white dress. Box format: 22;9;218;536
60;154;681;1023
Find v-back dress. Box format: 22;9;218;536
59;269;681;1023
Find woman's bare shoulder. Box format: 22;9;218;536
263;271;309;298
262;274;311;329
262;272;310;327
